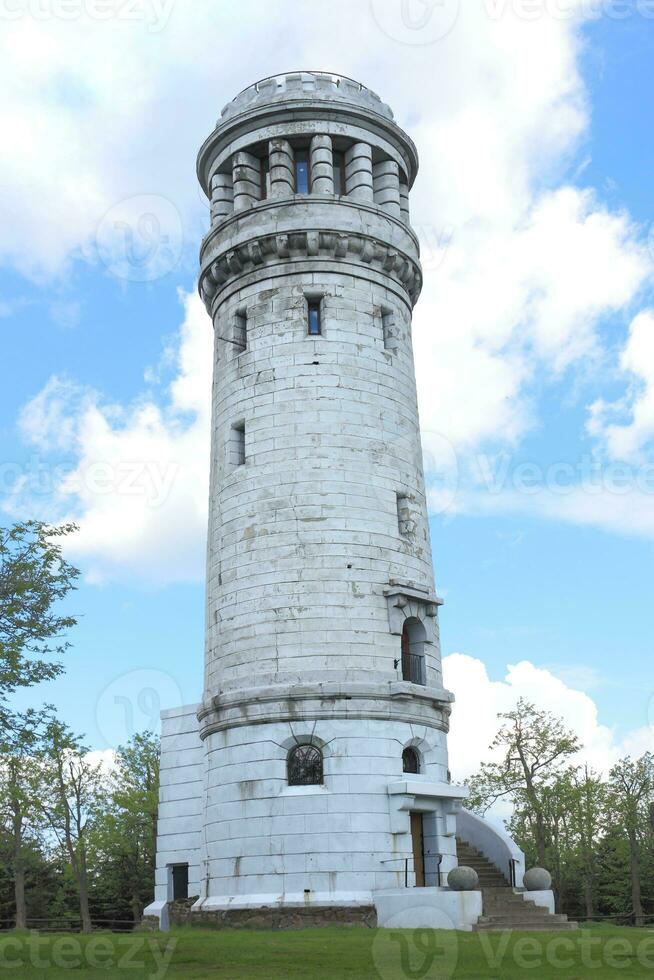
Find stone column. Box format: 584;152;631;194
310;135;334;194
210;172;234;225
269;138;294;198
232;151;260;211
400;180;411;224
344;142;374;202
373;159;401;217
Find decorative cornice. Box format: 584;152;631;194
197;680;453;740
199;227;422;311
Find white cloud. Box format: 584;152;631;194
13;291;212;584
588;310;654;462
443;653;652;783
4;2;654;574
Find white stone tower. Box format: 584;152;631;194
146;72;527;931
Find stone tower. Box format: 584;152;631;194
146;72;528;931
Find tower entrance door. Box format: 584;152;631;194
410;812;425;887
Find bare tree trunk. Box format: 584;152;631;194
131;892;142;924
628;829;644;927
11;801;26;929
583;877;594;919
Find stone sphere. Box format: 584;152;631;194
447;866;479;891
523;867;552;891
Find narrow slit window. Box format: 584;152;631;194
307;300;322;336
234;310;247;353
260;155;270;200
295;150;310;194
333;151;346;196
229;421;245;467
382;308;397;351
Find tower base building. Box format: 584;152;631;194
145;72;539;932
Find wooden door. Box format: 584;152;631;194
410;812;425;887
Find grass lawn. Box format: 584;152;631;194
1;923;653;978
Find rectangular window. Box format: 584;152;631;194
307;300;322;336
260;155;270;200
229;421;246;467
171;864;189;901
233;309;247;353
295;150;310;194
333;151;346;196
382;308;397;351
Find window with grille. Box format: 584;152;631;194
287;743;323;786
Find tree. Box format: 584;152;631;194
466;698;581;866
88;732;160;923
37;718;105;933
569;766;606;919
0;521;79;720
0;710;48;928
607;753;654;927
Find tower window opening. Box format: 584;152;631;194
307;300;322;336
401;619;426;686
402;747;420;774
396;493;416;537
287;743;323;786
295;150;310;194
229;421;246;467
333;151;346;196
234;309;247;353
382;308;397;351
260;155;270;199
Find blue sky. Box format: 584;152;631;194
1;2;653;777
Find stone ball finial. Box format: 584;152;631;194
447;866;479;891
523;867;552;891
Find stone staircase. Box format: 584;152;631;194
455;837;577;932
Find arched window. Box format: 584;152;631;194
402;747;420;774
287;743;323;786
401;618;426;686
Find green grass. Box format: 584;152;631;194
1;923;654;978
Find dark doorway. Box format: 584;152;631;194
410;813;425;887
171;864;189;900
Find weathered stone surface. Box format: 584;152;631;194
524;867;553;891
447;867;480;892
169;904;377;930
